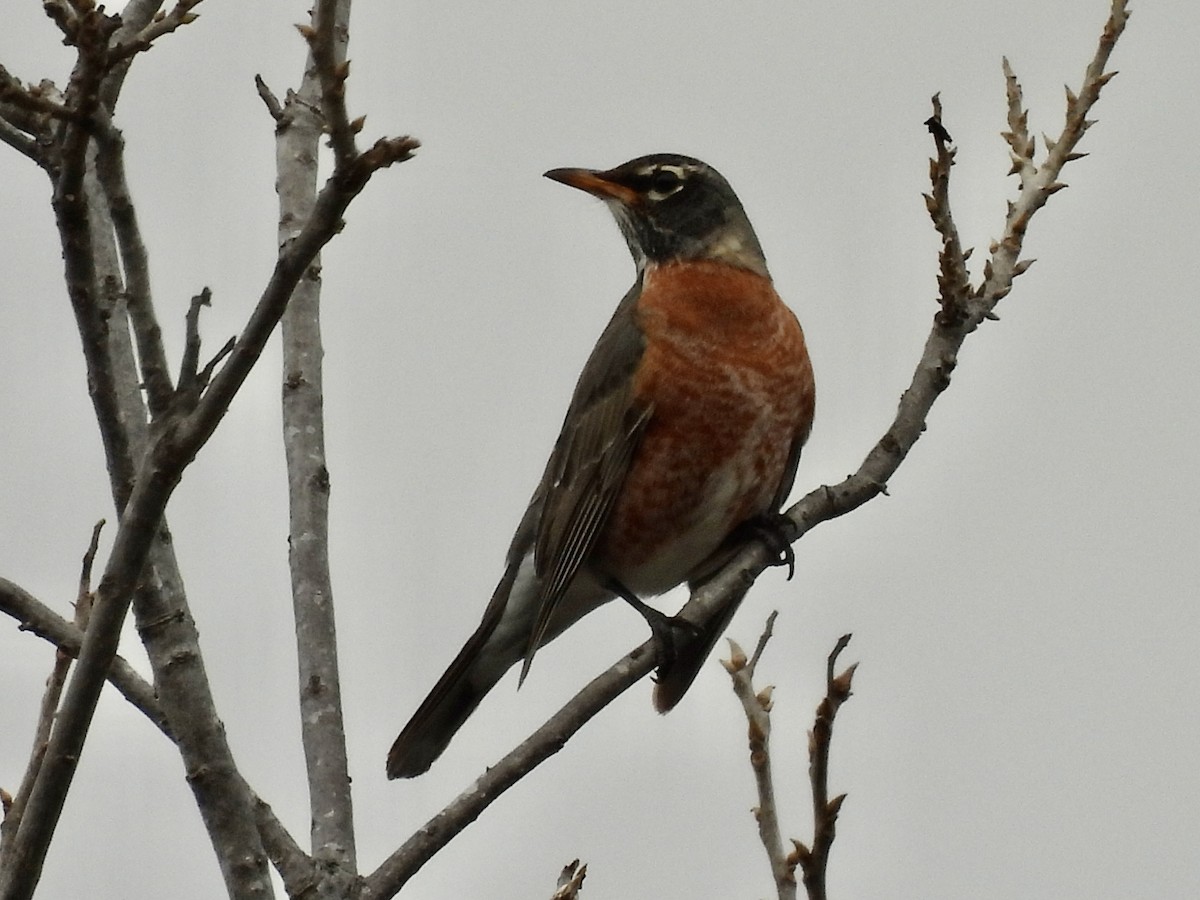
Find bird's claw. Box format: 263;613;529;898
749;514;796;580
607;578;701;677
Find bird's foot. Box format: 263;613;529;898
606;579;701;676
743;513;796;580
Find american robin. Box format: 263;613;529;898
387;154;815;779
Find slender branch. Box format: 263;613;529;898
923;95;974;327
303;0;358;168
551;860;588;900
364;645;656;898
109;0;206;62
724;614;795;900
275;0;357;878
0;67;81;123
792;637;856;900
0;524;104;860
0;577;169;736
0;576;312;900
177;287;212;396
0;114;42;163
92;124;176;419
254;797;330;899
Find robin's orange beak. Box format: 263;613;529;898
544;167;639;206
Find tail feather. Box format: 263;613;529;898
386;644;499;779
652;581;750;713
388;553;541;779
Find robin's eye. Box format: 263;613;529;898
645;167;685;201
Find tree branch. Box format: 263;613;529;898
0;576;170;737
92;125;175;419
724;614;797;900
0;4;416;895
109;0;206;62
364;646;656;897
791;637;856;900
0;575;318;900
0;524;104;861
275;0;358;880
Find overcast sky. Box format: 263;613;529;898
3;1;1198;898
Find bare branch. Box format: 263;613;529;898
0;524;104;860
109;0;206;62
176;287;212;397
273;0;358;877
92;126;176;418
0;115;43;164
0;576;169;736
551;860;588;899
978;0;1130;317
304;0;357;167
922;94;973;327
725;617;795;900
254;75;285;124
364;645;656;897
254;797;323;898
791;637;856;900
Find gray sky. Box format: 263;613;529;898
3;1;1198;897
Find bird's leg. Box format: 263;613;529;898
604;578;700;676
739;513;796;579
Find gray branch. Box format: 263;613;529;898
276;0;358;880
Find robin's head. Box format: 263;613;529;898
545;154;769;277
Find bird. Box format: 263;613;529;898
387;153;815;779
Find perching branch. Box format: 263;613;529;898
364;645;657;897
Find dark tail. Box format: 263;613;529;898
652;580;750;713
386;638;502;778
387;562;525;779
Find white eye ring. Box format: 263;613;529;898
644;165;687;201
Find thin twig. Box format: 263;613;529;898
304;0;358;168
0;524;105;859
254;75;285;124
551;860;588;899
725;616;795;900
177;287;212;396
109;0;205;61
923;94;973;327
0;577;169;735
793;636;856;900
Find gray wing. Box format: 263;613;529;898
516;276;654;681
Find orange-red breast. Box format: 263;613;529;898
387;154;815;778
